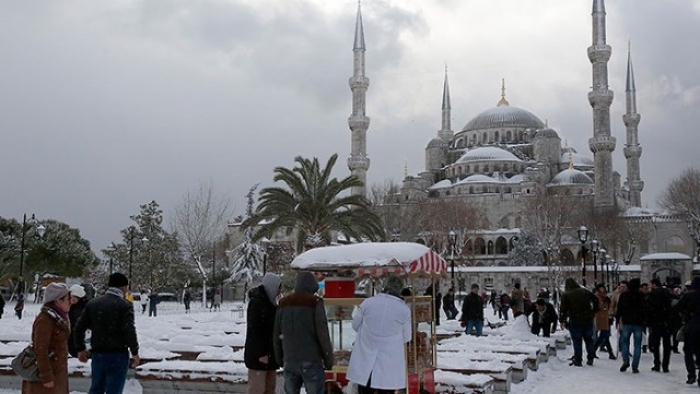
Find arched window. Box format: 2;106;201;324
499;217;509;229
494;131;500;142
560;249;575;266
463;239;473;255
495;237;508;254
507;130;512;141
456;138;465;149
514;216;522;228
482;132;487;144
474;238;486;255
487;240;494;254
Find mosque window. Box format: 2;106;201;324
484;277;494;290
474;238;486;255
507;130;512;141
560;249;575;266
487;240;494;255
464;239;473;255
482;132;487;144
499;217;509;228
494;131;500;142
495;237;508;254
514;216;522;228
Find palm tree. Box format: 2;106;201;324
242;154;385;252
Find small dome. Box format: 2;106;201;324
428;179;452;190
560;152;594;167
426;138;448;149
461;105;545;132
550;169;594;185
535;127;560;139
456;146;522;163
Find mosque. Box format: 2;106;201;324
344;0;697;292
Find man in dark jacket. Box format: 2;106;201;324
274;271;333;394
616;277;647;373
425;283;442;326
676;276;700;385
461;283;484;336
531;298;558;337
442;288;458;320
647;278;672;372
559;277;598;367
245;273;282;394
74;273;140;394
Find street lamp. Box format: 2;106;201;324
598;248;606;286
261;237;270;275
448;230;457;287
613;261;620;285
127;226;148;288
18;214;45;295
591;240;599;286
107;242;117;275
578;226;589;286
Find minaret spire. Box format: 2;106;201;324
587;0;616;212
623;42;644;207
497;78;510;106
438;64;453;140
348;1;371;197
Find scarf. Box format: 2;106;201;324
43;305;70;329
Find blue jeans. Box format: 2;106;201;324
444;307;459;320
89;351;129;394
620;324;644;369
283;362;325;394
568;321;595;364
466;319;483;336
500;306;510;321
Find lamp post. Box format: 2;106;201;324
127;226;148;288
598;248;606;286
107;242;116;276
604;255;611;291
613;262;620;285
261;237;270;275
448;230;457;287
578;226;589;286
591;240;599;286
18;214;45;295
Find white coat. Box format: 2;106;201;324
346;292;412;390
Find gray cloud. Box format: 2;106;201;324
0;0;698;252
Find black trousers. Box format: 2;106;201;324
684;330;700;379
358;374;396;394
649;326;671;369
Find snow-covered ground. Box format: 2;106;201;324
1;300;699;393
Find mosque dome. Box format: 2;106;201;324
550;168;594;185
461;105;545;132
535;127;560;139
426;137;448;149
456;146;522;163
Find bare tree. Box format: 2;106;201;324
171;180;232;305
659;166;700;259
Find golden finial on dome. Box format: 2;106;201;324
497;78;510;107
568;151;574;170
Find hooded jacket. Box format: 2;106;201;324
244;273;281;371
559;278;598;326
616;278;647;326
676;277;700;329
273;272;333;370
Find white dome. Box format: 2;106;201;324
550;169;594;185
458;174;498;184
457;146;522;163
429;179;452;189
462;105;545;132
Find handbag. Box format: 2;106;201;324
11;344;41;382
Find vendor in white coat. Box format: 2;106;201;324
346;275;412;394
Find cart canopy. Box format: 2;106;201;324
290;242;447;277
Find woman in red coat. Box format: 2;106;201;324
22;283;72;394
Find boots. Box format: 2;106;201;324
642;345;648;353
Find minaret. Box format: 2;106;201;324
623;43;644;207
438;65;453;141
587;0;617;212
347;2;370;197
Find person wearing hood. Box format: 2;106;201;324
675;276;700;385
558;277;598;367
23;282;72;394
616;278;647;373
273;271;333;394
245;273;282;394
347;275;411;394
68;284;88;358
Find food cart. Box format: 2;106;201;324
290;242;448;394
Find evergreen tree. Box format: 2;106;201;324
230;185;264;282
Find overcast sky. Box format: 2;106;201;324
1;0;699;254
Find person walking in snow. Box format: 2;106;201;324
139;290;149;314
148;291;159;317
616;278;647;373
675;276;700;385
647;278;673;372
347;275;411;394
559;277;598;367
245;273;282;394
461;283;485;336
592;284;616;360
183;287;192;313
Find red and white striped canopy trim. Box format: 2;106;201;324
408;249;448;275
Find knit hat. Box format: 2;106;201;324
471;283;480;289
70;284;86;298
108;272;129;288
44;283;70;304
